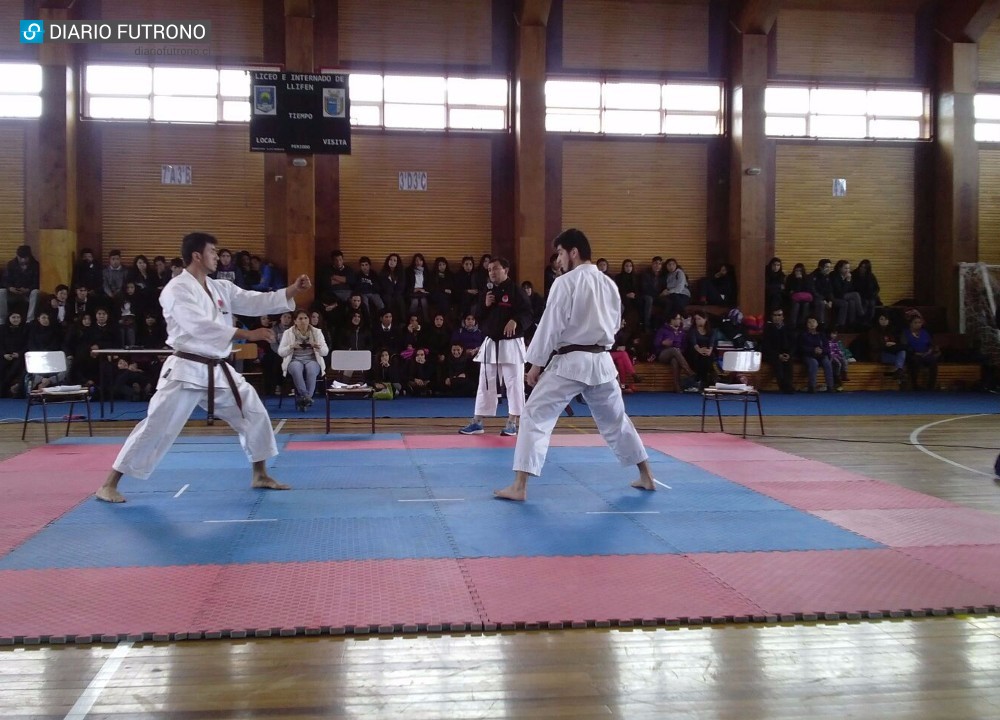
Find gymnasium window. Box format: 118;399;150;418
765;86;927;140
975;94;1000;142
84;65;260;122
544;80;723;136
0;64;43;119
341;73;509;131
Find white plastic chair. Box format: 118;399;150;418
700;350;764;438
22;351;93;442
325;350;375;433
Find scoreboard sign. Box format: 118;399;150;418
250;71;351;155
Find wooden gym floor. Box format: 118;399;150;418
1;412;999;719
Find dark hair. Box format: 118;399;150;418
15;245;32;259
651;256;663;263
521;280;533;289
331;250;344;259
109;249;122;258
490;257;511;271
553;228;592;261
181;233;216;264
817;258;832;269
359;256;371;265
171;257;184;268
55;283;69;293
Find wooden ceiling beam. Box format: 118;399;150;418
936;0;1000;42
732;0;783;35
517;0;552;27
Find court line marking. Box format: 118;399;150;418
174;484;189;498
909;414;995;478
64;641;133;720
274;419;287;434
654;479;672;489
398;498;465;502
203;519;278;523
585;511;660;515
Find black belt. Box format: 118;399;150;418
173;351;242;425
555;344;608;355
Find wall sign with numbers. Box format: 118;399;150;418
249;71;351;155
398;171;428;191
161;165;192;185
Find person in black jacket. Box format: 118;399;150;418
459;257;533;437
0;245;40;325
761;308;797;394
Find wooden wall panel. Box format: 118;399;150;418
0;126;25;261
92;0;264;62
775;9;915;80
102;124;264;263
338;0;492;67
338;134;492;267
561;139;708;279
774;144;914;304
978;149;1000;265
562;0;710;74
979;17;1000;85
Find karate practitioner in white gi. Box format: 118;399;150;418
96;232;312;503
494;228;657;501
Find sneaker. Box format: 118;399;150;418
459;421;485;435
500;424;517;437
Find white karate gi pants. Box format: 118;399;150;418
112;376;278;480
513;371;647;477
474;362;525;417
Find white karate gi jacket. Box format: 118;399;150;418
525;263;621;385
158;271;294;388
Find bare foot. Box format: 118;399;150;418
96;486;126;503
493;484;526;502
630;477;656;491
252;476;291;491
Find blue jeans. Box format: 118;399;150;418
287;359;322;399
804;355;834;390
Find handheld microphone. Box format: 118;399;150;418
486;282;494;291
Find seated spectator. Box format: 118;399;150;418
761;308;796;394
48;284;70;328
785;263;817;329
544;253;562;296
279;309;330;410
902;312;940;391
640;256;666;329
454;256;480;319
136;312;167;349
596;258;612;277
425;312;452;366
338;293;370;330
126;255;155;300
831;260;865;329
868;310;906;385
213;249;244;287
152;256;172;294
249;256;279;292
68;285;95;325
371;348;402;398
405;253;431;320
451;313;483;358
0;311;28;397
111;358;153;401
337;310;372;351
686;310;719;388
372;310;402;355
701;263;737;307
72;248;103;297
0;245;40;324
853;259;881;325
798;316;834;393
309;310;333;351
427;257;454;317
611;320;641;394
400;314;425;360
764;257;785;316
653;312;697;393
521;281;545;344
442;342;476;396
663;258;691;318
615;259;641;322
379;253;406;322
352;256;384;316
826;327;849;391
405;347;435;397
325;251;354;304
26;312;67;391
102;250;127;300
